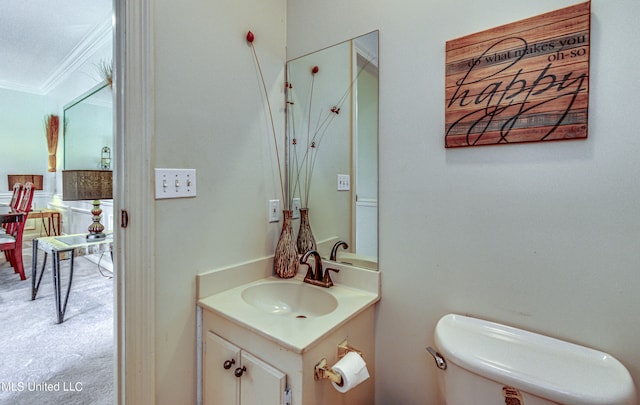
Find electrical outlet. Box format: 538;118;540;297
155;168;197;199
337;174;350;191
268;200;280;222
292;198;301;219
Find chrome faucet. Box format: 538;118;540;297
300;250;339;288
330;240;349;261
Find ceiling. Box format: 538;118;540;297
0;0;113;95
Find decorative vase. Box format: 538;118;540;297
274;210;299;278
296;208;317;255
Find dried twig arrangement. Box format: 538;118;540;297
44;114;60;172
246;31;287;209
95;59;113;87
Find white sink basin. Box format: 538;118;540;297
198;266;380;352
241;282;338;317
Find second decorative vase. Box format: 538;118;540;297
274;210;299;278
296;208;317;255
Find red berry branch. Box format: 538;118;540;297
246;30;287;209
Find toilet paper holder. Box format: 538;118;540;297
314;339;363;385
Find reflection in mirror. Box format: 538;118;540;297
63;81;113;170
286;31;378;270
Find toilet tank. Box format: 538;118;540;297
432;314;637;405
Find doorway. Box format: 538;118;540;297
0;2;117;404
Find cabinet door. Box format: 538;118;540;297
204;332;241;405
240;351;286;405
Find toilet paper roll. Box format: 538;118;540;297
331;351;370;393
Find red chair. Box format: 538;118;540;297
1;183;23;236
1;182;34;280
9;182;24;209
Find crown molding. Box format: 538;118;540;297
0;78;42;94
0;16;112;96
39;17;113;95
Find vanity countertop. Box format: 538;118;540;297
197;260;380;354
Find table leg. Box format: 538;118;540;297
31;239;48;300
31;239;38;299
40;216;48;236
52;249;75;324
61;252;75;322
53;213;60;236
52;251;61;323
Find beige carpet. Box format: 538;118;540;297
0;241;114;404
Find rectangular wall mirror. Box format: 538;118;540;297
286;30;379;270
63;81;113;170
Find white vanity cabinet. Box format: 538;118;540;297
197;262;380;404
201;303;376;404
204;331;286;405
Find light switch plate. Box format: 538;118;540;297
155;168;197;199
337;174;350;191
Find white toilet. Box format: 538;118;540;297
427;314;637;405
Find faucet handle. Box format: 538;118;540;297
323;267;340;287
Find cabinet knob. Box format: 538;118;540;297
234;366;247;377
223;359;235;370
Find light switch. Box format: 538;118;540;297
337;174;350;191
155;168;197;199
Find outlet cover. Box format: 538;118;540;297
292;198;301;219
268;200;280;222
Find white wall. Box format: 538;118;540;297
0;38;112;196
152;0;286;403
48;39;112;198
0;89;50;197
287;1;640;404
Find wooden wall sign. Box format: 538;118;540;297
445;2;590;148
8;174;44;190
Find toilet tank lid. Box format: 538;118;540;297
434;314;637;405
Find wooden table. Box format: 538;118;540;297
0;206;25;225
28;209;61;236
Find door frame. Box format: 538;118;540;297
114;0;156;403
